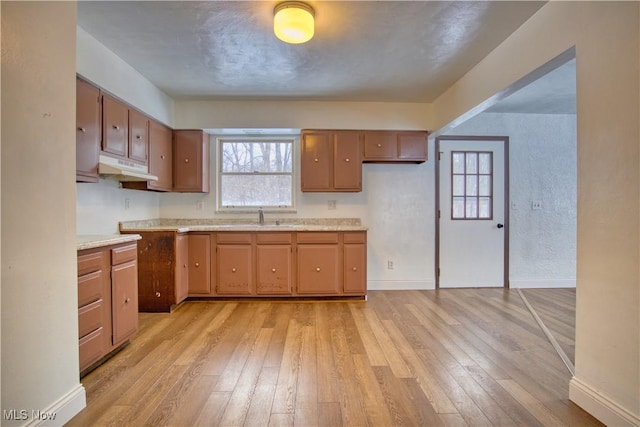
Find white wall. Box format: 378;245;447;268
76;180;160;234
1;2;85;425
448;113;577;288
432;2;639;425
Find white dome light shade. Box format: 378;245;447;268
274;2;315;44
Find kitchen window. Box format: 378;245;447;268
217;137;295;210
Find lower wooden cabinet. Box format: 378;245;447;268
188;233;212;295
128;229;366;311
77;242;139;374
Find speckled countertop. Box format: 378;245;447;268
77;234;142;251
119;218;367;233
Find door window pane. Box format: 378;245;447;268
451;151;493;220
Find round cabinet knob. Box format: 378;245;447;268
136;135;142;140
272;268;277;272
377;143;382;147
160;155;165;160
183;264;187;268
113;125;120;130
232;268;237;272
497;223;504;229
195;262;199;267
316;267;321;272
184;158;190;163
155;292;161;297
125;298;131;304
345;158;350;162
314;158;319;163
78;127;86;133
352;267;357;271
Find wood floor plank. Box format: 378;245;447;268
193;391;231;427
363;307;413;378
243;366;279;427
69;291;602;427
272;319;303;414
294;326;319;427
315;304;341;403
348;303;388;366
329;324;369;426
497;378;569;427
218;328;273;426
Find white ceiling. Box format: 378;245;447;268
78;1;575;113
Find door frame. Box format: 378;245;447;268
435;135;510;289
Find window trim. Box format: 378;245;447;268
215;135;298;213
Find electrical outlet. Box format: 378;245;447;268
328;200;337;210
532;200;542;210
387;260;394;270
196;200;204;211
124;198;130;210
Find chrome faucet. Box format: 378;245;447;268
258;207;264;225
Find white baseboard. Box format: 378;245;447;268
510;278;576;289
25;384;86;427
569;377;639;427
367;280;435;290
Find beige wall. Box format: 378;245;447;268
1;2;85;425
174;99;433;131
432;2;639;425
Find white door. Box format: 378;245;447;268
437;137;507;288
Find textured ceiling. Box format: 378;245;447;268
78;1;548;103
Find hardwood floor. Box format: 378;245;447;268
68;289;601;426
520;288;576;365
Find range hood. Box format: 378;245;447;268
98;155;158;182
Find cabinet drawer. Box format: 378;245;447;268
78;299;103;338
256;233;293;244
343;232;366;244
78;270;102;307
296;232;339;244
78;251;104;276
216;232;253;244
79;327;103;371
111;243;137;265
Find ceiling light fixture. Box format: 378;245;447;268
273;1;315;44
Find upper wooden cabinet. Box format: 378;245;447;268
76;78;101;183
102;93;129;158
301;130;362;192
122;119;172;192
173;130;210;193
363;131;428;163
102;92;150;166
128;109;149;164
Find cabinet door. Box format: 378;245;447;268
363;131;397;160
334;131;362;190
76;78;101;182
297;245;340;295
188;234;211;295
343;244;366;294
256;245;292;295
301;131;332;191
398;132;427;161
111;260;138;346
217;245;253;295
102;94;129;158
173;130;210;193
175;234;189;302
148;120;173;191
128;109;149;164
